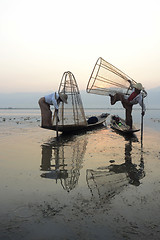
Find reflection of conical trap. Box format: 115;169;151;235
86;169;128;201
86;57;136;96
53;71;87;127
41;135;88;192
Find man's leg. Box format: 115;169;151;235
38;98;52;127
125;106;133;129
109;93;124;105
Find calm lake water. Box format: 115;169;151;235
0;108;160;240
0;107;160;130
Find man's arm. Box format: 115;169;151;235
139;94;146;116
52;93;59;110
127;80;134;89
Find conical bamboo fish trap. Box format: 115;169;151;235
53;71;87;127
86;57;136;96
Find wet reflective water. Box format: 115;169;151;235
0;108;160;240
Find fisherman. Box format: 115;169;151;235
109;81;146;129
38;92;68;129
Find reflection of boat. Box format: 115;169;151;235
40;134;87;192
86;139;145;201
51;71;109;133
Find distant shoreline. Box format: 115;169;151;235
0;107;160;110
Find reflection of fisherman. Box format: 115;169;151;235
109;141;145;186
38;92;68;128
109;81;146;129
40;143;68;180
41;144;52;171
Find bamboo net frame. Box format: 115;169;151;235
53;71;87;126
86;57;137;96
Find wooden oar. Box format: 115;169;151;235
55;110;59;139
141;94;144;144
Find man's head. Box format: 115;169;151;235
133;83;144;91
59;93;68;104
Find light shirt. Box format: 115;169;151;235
44;92;59;110
124;88;146;112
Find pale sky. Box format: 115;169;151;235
0;0;160;93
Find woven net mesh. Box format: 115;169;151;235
86;57;136;96
53;71;87;126
86;169;128;202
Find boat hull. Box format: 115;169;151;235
47;113;109;133
110;115;140;134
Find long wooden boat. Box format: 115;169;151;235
110;115;140;134
49;113;109;133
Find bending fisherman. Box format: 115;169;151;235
109;81;146;129
38;92;68;129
